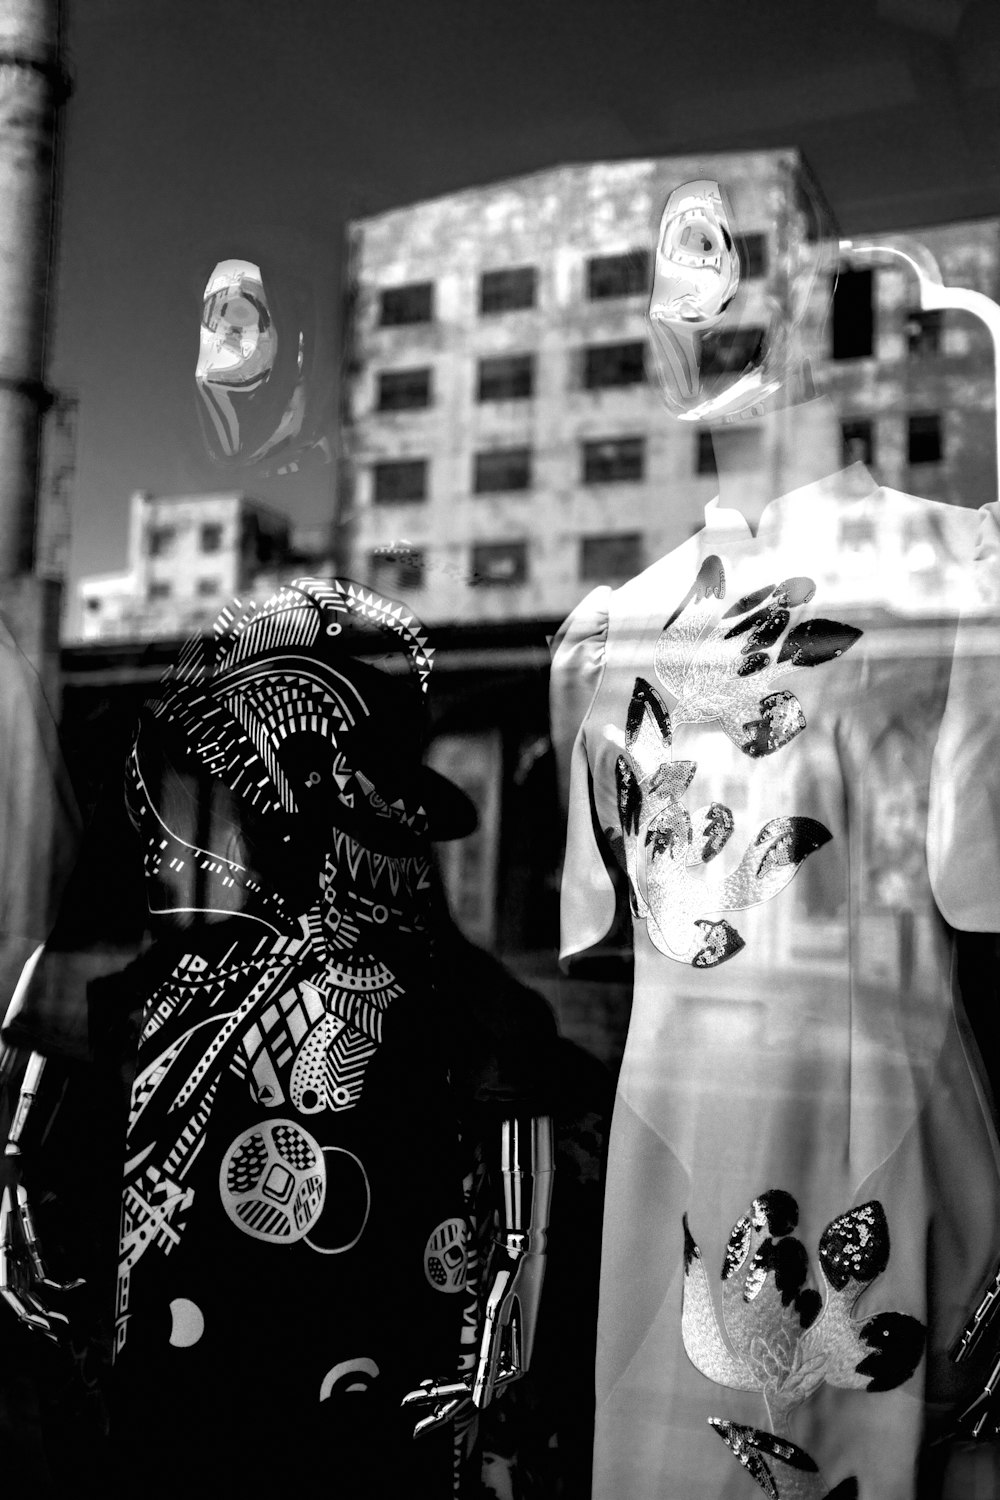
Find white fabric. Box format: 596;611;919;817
552;472;1000;1500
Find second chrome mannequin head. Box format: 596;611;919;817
647;174;838;424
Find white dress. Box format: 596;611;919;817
551;468;1000;1500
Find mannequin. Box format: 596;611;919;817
552;172;1000;1499
1;577;553;1497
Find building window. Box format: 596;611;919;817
471;541;528;586
377;367;432;411
908;413;943;465
742;233;768;279
197;577;220;597
379;282;433;327
477;354;534;402
695;431;717;475
473;447;532;493
580;532;644;581
370;545;425;593
841;419;874;467
480;267;536;315
700;326;765;377
582;436;645;484
583;341;646;389
149;580;171;600
906;310;943;356
199;523;223;553
148;526;175;557
586;251;650;300
832;269;874;360
372;459;428;504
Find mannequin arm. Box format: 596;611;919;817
0;1030;83;1342
403;1114;554;1436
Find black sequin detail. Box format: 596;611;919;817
777;618;863;668
616;756;641;836
856;1311;925;1391
626;676;673;749
818;1201;890;1290
738;691;807;758
755;818;832;878
692;919;745;968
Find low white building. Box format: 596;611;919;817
75;490;294;641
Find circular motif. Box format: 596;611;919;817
370;904;388;924
424;1217;468;1293
304;1147;371;1255
220;1118;326;1244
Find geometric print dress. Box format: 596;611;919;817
111;579;478;1499
551;469;1000;1500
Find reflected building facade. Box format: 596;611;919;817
339;150;998;625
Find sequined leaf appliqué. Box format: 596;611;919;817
653;556;862;757
708;1421;859;1500
614;676;831;966
682;1191;925;1437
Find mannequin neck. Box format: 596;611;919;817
710;396;843;536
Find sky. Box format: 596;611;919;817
49;0;999;594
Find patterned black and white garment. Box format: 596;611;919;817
111;579;479;1498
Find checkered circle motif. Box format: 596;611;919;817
220;1118;326;1245
423;1217;468;1293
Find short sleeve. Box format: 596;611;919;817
928;501;1000;931
550;587;618;964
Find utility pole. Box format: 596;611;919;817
0;0;66;666
0;0;73;1002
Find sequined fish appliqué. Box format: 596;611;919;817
614;676;831;966
654;556;862;758
682;1190;925;1438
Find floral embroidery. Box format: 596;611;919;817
683;1190;924;1493
611;558;862;965
653;556;862;758
613;675;830;966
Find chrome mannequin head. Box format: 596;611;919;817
194;242;335;477
647;171;839;423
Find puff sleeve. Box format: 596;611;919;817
549;587;617;964
928;500;1000;931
